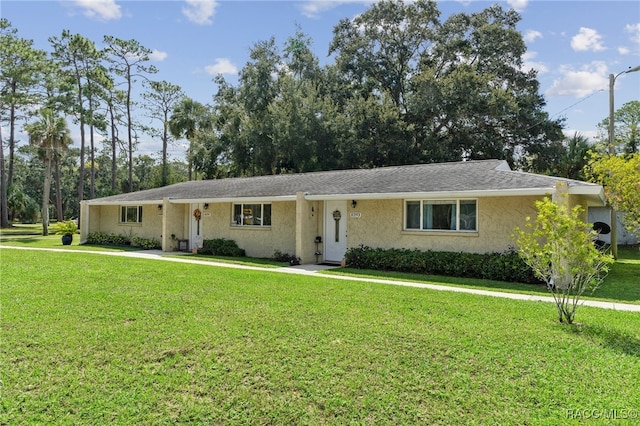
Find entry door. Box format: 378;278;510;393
324;200;347;263
190;203;203;250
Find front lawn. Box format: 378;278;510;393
1;249;639;424
326;246;640;305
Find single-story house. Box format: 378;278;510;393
80;159;606;264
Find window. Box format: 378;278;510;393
232;203;271;227
120;205;143;223
405;199;476;232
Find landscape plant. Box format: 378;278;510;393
344;245;539;284
514;195;614;324
52;219;77;236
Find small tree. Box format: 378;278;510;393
514;192;614;324
585;152;640;239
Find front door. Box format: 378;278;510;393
190;203;203;250
324;200;347;263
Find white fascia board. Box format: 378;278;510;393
305;188;558;201
568;185;607;205
169;195;297;204
85;200;163;206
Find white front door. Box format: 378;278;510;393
190;203;203;250
324;200;347;263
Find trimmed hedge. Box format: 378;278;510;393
86;232;160;250
344;245;540;284
198;238;246;257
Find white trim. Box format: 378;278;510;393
404;198;478;232
173;196;296;204
84;186;605;206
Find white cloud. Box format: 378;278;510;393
150;50;168;62
545;61;608;98
571;27;606;52
301;1;337;18
506;0;528;12
72;0;121;21
204;58;238;76
522;51;548;74
618;46;630;55
523;30;542;43
182;0;218;25
301;0;374;19
626;23;640;44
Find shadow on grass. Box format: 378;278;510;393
0;236;46;243
563;323;640;357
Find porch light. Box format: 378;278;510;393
204;203;209;210
351;200;357;208
157;204;162;211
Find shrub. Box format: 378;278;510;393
344;245;540;284
131;237;161;250
199;239;246;257
272;250;301;265
86;232;113;245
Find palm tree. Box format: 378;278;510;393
24;109;72;235
169;97;211;181
560;132;591;180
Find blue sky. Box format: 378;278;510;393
3;0;640;160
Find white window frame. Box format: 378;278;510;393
120;205;143;224
404;199;477;232
232;203;272;227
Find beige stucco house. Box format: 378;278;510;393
80;160;606;264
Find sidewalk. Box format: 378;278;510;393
3;245;640;312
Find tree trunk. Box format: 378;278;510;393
42;152;53;236
0;126;9;228
54;157;63;222
78;120;85;223
8;93;16;186
109;104;117;193
126;66;133;193
162;111;169;186
90;124;95;199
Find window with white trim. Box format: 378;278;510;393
120;205;143;223
405;199;477;231
232;203;272;227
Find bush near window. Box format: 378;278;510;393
198;239;246;257
86;232;160;250
344;245;540;284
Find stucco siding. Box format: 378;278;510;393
347;196;540;254
95;205;163;242
199;201;297;258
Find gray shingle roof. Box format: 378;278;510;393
86;159;603;204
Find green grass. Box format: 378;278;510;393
1;249;639;424
0;224;138;252
166;253;288;268
324;246;640;305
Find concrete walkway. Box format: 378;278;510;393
3;245;640;312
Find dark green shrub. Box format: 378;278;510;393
344;245;540;284
85;232;134;247
199;238;246;257
272;250;301;265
